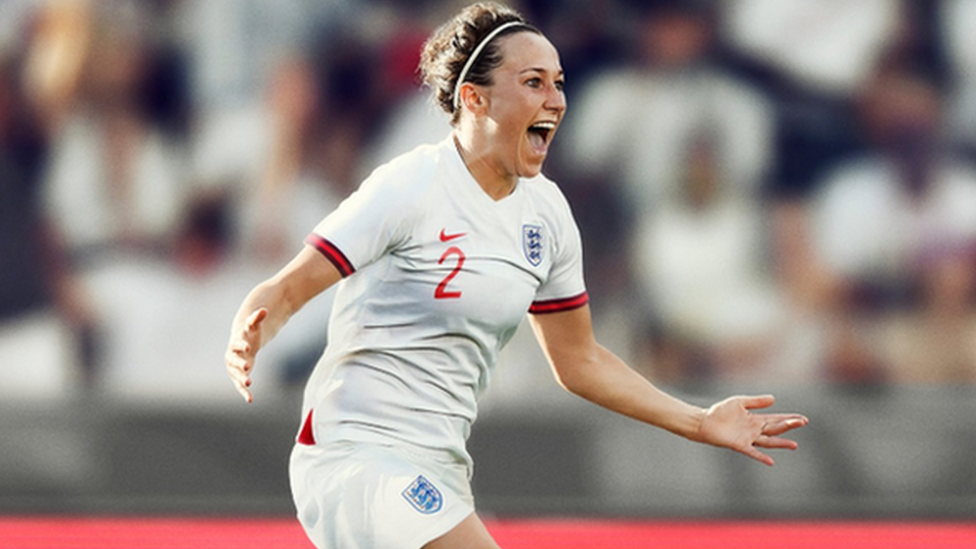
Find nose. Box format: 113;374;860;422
546;83;566;114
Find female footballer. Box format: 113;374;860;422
224;3;808;548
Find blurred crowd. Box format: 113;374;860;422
2;0;976;403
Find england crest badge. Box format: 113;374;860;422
522;224;544;267
402;475;443;514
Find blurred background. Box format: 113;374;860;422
1;0;976;525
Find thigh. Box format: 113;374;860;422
423;513;501;549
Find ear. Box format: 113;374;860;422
459;83;489;116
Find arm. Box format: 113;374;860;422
529;305;808;466
225;245;342;403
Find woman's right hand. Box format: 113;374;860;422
222;245;345;403
225;308;268;403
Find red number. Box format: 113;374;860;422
435;246;465;299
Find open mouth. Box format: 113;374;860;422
527;120;556;150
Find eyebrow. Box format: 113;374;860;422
519;67;565;77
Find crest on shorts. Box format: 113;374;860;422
402;475;443;514
522;224;544;267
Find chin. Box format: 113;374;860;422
517;158;546;179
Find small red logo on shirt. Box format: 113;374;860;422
439;228;466;242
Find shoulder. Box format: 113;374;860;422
522;174;581;249
524;173;573;214
354;140;452;210
364;141;441;191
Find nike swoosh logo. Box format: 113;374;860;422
439;228;466;242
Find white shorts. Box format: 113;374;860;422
289;441;475;549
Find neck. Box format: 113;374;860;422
453;129;518;201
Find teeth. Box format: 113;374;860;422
530;121;556;130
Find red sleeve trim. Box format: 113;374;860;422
528;292;589;315
305;234;355;278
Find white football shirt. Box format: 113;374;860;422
298;136;587;467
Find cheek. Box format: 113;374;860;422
492;89;531;120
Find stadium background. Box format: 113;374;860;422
1;0;975;546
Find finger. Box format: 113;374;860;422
761;417;809;436
225;363;252;387
245;308;268;331
228;351;254;373
757;413;808;424
755;435;799;451
225;349;254;404
224;351;253;381
229;340;252;355
741;394;775;411
739;445;775;466
226;365;253;402
235;382;253;404
225;351;252;374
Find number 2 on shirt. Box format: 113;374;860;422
435;246;465;299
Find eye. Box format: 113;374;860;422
525;77;542;88
554;79;565;92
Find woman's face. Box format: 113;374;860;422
479;32;566;179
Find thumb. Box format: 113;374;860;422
246;308;269;331
741;394;775;411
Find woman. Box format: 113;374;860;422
224;4;808;548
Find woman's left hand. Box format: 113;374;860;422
695;394;808;466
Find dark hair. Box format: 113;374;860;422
419;2;540;125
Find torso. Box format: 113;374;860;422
300;137;586;466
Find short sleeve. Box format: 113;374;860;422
305;169;414;277
529;194;588;314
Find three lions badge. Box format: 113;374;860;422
522;224;544;267
402;475;443;514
